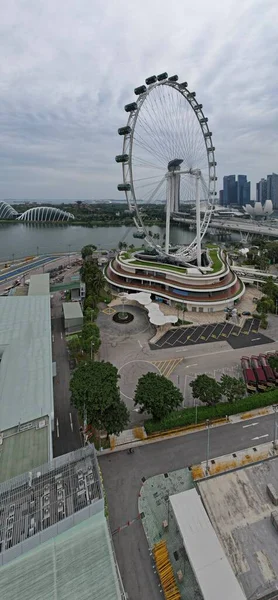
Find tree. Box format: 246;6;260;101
190;374;222;406
268;356;278;371
80;322;101;355
261;277;278;302
84;306;99;322
134;373;183;420
67;336;82;359
256;296;275;315
81;244;97;260
70;361;129;436
220;375;246;403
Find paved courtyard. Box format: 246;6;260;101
98;298;278;420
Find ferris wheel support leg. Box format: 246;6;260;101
196;173;201;267
165;179;171;254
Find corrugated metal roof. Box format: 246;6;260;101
28;273;50;296
0;511;122;600
63;301;83;320
170;488;246;600
0;296;53;431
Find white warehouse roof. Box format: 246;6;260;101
170;488;246;600
0;296;54;431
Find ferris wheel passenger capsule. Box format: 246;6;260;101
204;132;212;138
134;85;147;95
168;75;179;82
115;154;129;163
124;102;138;112
145;75;157;85
118;126;131;135
157;72;168;81
179;82;188;88
194;103;203;110
117;183;131;191
200;118;208;124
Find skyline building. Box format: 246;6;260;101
220;174;250;207
256;178;267;205
267;173;278;209
237;175;250;207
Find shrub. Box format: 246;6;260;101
144;389;278;434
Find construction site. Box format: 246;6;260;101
139;452;278;600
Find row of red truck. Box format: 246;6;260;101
241;353;278;393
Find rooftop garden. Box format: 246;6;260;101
208;247;224;273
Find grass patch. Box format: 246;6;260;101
208;248;224;273
145;388;278;434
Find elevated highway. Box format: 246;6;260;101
172;214;278;238
232;265;277;284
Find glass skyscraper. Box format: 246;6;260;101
220;174;250;207
267;173;278;209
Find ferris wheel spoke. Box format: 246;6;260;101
133;117;171;164
137;106;173;162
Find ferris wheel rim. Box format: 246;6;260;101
118;76;217;260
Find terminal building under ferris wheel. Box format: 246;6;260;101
105;72;244;313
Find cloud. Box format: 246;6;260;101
0;0;277;200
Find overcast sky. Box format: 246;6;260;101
0;0;277;201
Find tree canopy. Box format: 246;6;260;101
220;375;246;403
81;244;97;260
268;356;278;372
70;361;129;436
190;374;222;406
134;372;183;420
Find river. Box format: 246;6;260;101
0;222;200;261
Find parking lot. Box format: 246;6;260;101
150;318;274;351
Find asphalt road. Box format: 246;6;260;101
0;255;58;283
52;294;81;456
99;413;277;600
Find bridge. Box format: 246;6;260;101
172;214;278;238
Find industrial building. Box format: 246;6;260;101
198;459;278;600
0;274;54;482
63;301;83;333
0;447;124;600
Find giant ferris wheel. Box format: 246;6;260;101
116;72;217;266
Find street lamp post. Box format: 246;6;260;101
273;405;278;451
205;419;210;476
68;244;71;267
194;398;198;425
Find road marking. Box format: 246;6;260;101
152;358;183;378
176;348;189;352
243;422;258;428
138;340;143;348
52;334;54;343
251;338;261;341
69;412;73;431
186;363;198;368
252;434;269;440
60;332;63;339
56;418;60;438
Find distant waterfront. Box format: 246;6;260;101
0;222;198;261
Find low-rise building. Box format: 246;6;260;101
63;301;83;333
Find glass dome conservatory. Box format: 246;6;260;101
17;206;75;222
0;202;18;219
